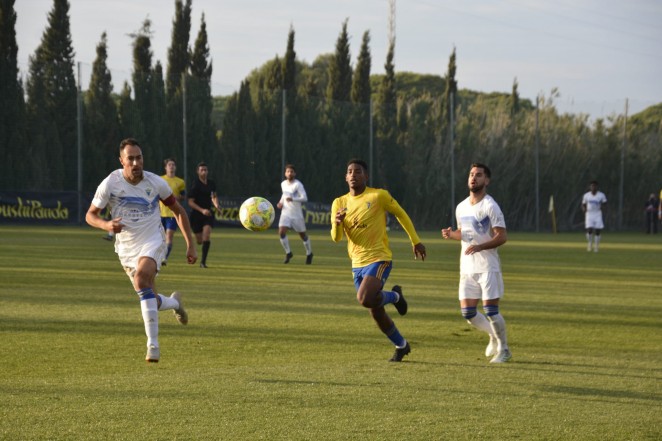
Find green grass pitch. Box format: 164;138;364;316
1;226;660;440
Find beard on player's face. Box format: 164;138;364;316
469;182;485;193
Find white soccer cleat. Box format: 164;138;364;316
485;336;497;357
170;291;188;325
145;345;160;363
490;349;512;364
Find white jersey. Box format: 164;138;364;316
92;170;172;265
583;191;607;229
279;178;307;220
582;191;607;214
456;194;506;274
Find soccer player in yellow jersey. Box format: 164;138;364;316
331;159;426;362
159;158;186;265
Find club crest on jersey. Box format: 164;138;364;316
366;202;372;209
145;187;153;197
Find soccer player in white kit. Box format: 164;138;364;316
442;163;512;363
86;138;197;363
277;164;313;264
582;180;607;252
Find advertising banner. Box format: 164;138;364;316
0;191;332;229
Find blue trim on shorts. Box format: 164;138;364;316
161;217;178;231
352;261;392;291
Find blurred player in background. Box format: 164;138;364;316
86;138;197;363
331;159;426;362
582;180;607;252
188;162;221;268
159;158;186;265
277;164;313;264
442;163;512;364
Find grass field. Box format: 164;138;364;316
1;225;661;440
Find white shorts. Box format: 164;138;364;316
116;235;166;274
585;212;604;229
278;214;306;233
459;272;504;301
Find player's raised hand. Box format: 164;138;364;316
414;243;426;261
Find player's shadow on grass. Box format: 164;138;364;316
541;385;662;405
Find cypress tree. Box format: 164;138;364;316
150;61;167;171
282;26;296;100
84;32;120;189
25;0;77;190
166;0;192;159
129;19;153;149
188;13;214;176
326;19;352;102
349;30;372;160
375;41;402;193
0;0;27;190
351;31;371;105
510;77;520;115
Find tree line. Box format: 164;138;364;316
1;0;660;230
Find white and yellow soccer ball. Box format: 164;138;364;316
239;197;275;231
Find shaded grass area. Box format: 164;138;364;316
1;226;660;440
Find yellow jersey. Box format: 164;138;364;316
159;175;186;217
331;187;421;267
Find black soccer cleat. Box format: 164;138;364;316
284;252;293;264
305;253;313;265
200;262;208;268
389;342;411;362
392;285;407;316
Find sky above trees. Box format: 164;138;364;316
15;0;662;119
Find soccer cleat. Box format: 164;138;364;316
485;336;497;357
392;285;408;316
284;252;293;264
145;345;160;363
170;291;188;325
200;262;208;268
306;253;313;265
490;349;512;364
161;260;167;266
389;342;411;362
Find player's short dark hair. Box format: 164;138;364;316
285;164;296;172
119;138;140;153
590;180;598;185
347;158;368;173
471;162;491;178
197;161;207;170
163;158;176;167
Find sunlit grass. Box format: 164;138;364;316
1;226;660;440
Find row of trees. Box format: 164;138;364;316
1;0;660;230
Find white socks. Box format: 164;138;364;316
303;238;312;255
280;236;291;253
157;293;179;311
487;313;509;352
140;297;159;348
468;312;494;335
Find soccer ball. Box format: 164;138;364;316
239;197;275;231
